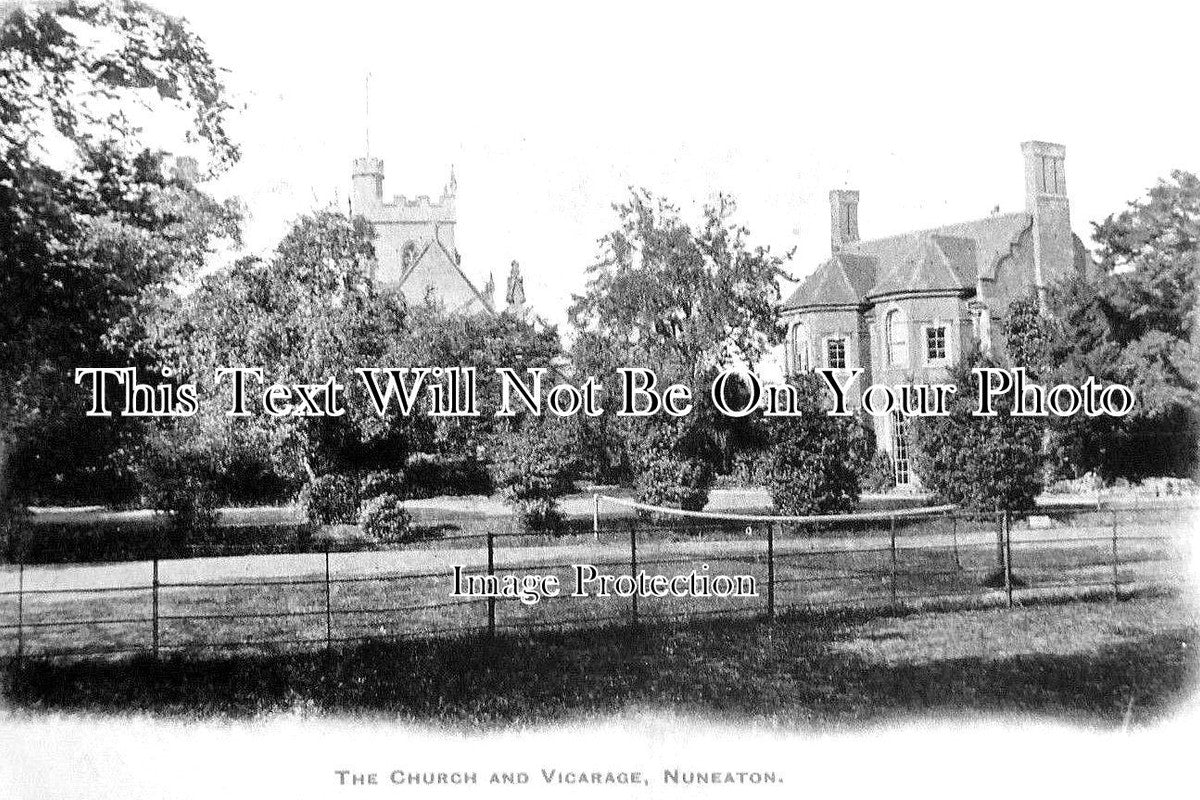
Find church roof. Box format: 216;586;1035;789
395;237;495;315
781;211;1031;310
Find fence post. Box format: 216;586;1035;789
889;515;898;608
16;561;24;664
766;523;776;621
629;521;639;626
951;514;961;570
151;556;160;659
1002;510;1013;608
487;531;496;638
1111;510;1120;601
995;510;1005;570
324;547;333;651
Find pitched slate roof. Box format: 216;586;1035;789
782;252;878;308
781;211;1031;310
868;234;977;299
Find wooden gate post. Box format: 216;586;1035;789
1111;510;1120;601
324;548;333;650
1002;511;1013;608
487;531;496;637
151;556;160;659
951;514;961;570
766;523;776;621
16;561;24;664
629;522;639;626
889;515;898;608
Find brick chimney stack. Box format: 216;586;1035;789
1021;141;1072;291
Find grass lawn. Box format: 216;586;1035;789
1;518;1187;658
4;593;1195;729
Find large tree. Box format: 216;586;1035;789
568;189;788;507
154;209;565;499
0;0;239;508
1048;171;1200;480
152;211;410;489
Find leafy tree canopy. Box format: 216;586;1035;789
0;1;239;505
568;189;789;501
1047;171;1199;480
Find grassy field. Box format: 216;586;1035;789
11;488;939;564
4;593;1195;729
0;513;1189;658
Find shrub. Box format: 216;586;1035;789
722;449;770;488
210;443;298;506
302;473;361;525
632;421;714;512
492;418;580;531
0;502;30;562
637;452;713;512
403;453;493;499
359;469;406;500
862;450;896;493
910;356;1044;515
763;375;867;515
357;493;413;543
133;431;221;541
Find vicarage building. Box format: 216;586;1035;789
779;141;1090;488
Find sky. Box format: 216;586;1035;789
152;0;1198;327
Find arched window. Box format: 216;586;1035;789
885;308;908;368
791;322;811;373
401;241;419;272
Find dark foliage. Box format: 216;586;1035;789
359;470;407;501
862;449;897;494
1046;171;1199;480
491;417;581;531
631;420;715;512
402;453;494;499
910;355;1044;514
357;494;413;543
301;474;361;525
762;374;868;515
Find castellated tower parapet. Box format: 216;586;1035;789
352;157;385;211
350;156;460;286
350;157;456;241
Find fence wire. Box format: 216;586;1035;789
0;503;1194;662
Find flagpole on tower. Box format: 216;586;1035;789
364;71;371;157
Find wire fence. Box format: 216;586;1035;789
0;501;1194;662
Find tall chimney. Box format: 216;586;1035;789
829;189;860;252
1021;141;1072;291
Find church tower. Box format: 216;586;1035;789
350;158;491;314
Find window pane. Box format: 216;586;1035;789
826;337;846;369
891;412;910;486
886;311;907;367
925;326;947;361
792;324;809;372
